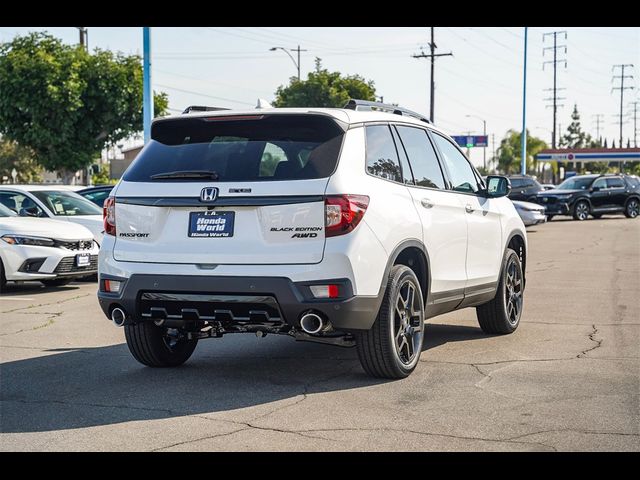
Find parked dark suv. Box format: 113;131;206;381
507;175;546;202
536;174;640;221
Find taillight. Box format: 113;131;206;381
324;195;369;238
103;197;116;236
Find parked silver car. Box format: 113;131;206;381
512;200;547;226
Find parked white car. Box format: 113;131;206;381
98;99;527;379
512;200;547;226
0;203;99;291
0;185;104;245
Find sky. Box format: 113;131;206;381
1;26;638;168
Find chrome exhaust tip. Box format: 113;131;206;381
299;312;326;335
111;307;127;327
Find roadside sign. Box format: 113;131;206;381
452;135;488;148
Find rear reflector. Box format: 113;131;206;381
309;284;340;299
103;279;121;293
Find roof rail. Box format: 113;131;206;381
182;105;231;114
343;99;431;124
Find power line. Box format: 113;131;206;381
412;27;453;123
612;64;635;147
154;83;254;107
543;30;567;149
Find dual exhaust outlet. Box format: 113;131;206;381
111;306;331;335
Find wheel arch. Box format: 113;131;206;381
381;240;431;305
505;231;527;288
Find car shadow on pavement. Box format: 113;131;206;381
423;323;495;351
0;322;490;434
0;283;83;296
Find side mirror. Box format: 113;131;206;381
483;175;511;198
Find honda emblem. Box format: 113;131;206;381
200;187;218;202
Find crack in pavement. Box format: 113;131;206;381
0;312;61;337
0;293;90;314
503;428;640;442
289;426;557;451
150;428;250;451
577;325;603;358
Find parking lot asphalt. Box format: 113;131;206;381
1;216;639;451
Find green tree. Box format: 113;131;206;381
0;137;42;183
91;164;117;186
496;129;548;175
0;32;168;184
274;58;376;107
558;104;599;148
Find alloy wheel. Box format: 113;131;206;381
576;202;589;220
504;257;523;325
628;199;639;218
392;280;424;365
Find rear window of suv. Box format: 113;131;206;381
123;114;345;182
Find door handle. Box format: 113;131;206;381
465;204;474;214
421;198;434;209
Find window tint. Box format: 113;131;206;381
395;126;445;189
0;192;45;217
82;190;111;207
432;133;480;193
592;178;607;189
365;125;402;183
606;177;625;188
123;115;344;182
509;178;524;188
30;191;102;216
625;176;640;188
390;127;415;185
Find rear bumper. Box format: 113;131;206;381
97;274;379;331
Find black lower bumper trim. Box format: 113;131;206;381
98;274;379;330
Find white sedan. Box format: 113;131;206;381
512;200;547;226
0;185;104;245
0;203;99;291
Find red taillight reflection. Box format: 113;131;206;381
103;197;116;236
324;195;370;238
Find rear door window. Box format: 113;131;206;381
365;125;403;183
395;126;445;189
606;177;625;188
123;114;345;182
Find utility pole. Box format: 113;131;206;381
76;27;88;51
543;31;567;150
592;114;604;144
630;101;639;147
612;64;634;148
412;27;453;123
491;133;496;174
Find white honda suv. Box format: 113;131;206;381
98;100;527;379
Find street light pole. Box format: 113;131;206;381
270;46;307;81
466;114;487;171
143;27;153;145
521;27;528;176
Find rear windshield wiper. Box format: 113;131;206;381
150;170;219;180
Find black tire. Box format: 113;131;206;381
476;248;523;334
0;259;6;293
356;265;425;379
572;200;590;221
124;321;198;367
40;278;72;287
546;215;554;221
591;213;602;219
624;198;639;219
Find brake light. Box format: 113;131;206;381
324;195;369;238
103;197;116;236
